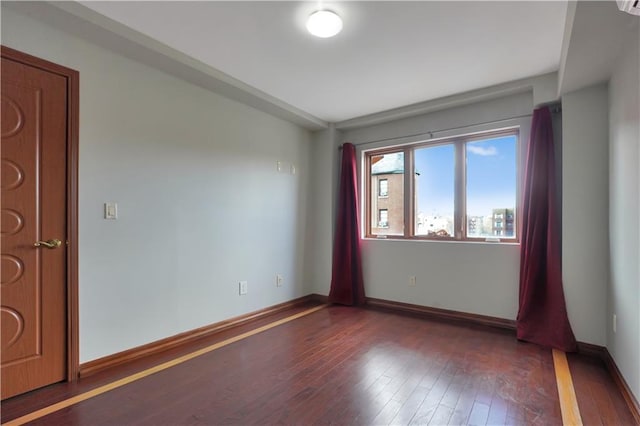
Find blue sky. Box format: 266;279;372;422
414;135;517;217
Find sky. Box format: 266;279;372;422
414;135;517;217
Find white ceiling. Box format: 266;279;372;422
79;1;568;123
559;1;639;95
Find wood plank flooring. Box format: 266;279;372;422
1;304;635;425
568;353;637;425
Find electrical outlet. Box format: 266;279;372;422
276;274;284;287
613;314;617;333
239;281;248;295
409;276;416;286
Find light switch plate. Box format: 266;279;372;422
104;202;118;219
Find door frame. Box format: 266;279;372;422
1;45;80;382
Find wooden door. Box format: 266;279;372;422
1;54;68;399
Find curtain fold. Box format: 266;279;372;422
517;106;577;352
329;143;366;306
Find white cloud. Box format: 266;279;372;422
467;145;498;156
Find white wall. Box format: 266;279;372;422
326;93;533;320
608;28;640;401
304;126;339;295
2;7;313;362
359;240;520;319
561;84;609;346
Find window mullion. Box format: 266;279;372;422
454;140;466;239
365;153;372;237
404;146;413;238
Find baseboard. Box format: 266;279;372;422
310;293;329;303
602;348;640;425
364;297;517;331
576;341;607;359
79;295;319;378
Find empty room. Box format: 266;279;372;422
1;1;639;425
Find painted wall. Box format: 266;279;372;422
1;7;312;362
561;84;609;346
318;93;534;321
304;127;338;296
608;28;640;401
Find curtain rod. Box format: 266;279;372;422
338;111;546;150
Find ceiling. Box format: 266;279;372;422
78;1;568;124
559;1;639;95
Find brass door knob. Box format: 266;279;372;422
34;239;62;249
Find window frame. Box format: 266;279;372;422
363;128;521;243
364;146;408;238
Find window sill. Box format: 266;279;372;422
362;237;520;246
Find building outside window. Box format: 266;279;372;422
368;152;405;236
492;208;515;237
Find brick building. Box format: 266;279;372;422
370;153;404;236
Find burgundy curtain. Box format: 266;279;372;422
329;143;365;306
517;107;577;352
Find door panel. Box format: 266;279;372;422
1;56;67;399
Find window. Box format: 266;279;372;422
368;152;404;236
365;129;519;241
414;144;455;238
378;179;389;197
378;209;389;228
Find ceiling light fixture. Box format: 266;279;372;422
306;10;343;38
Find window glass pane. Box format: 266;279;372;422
414;144;455;237
466;135;517;238
370;152;404;236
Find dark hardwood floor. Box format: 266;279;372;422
568;353;637;425
1;304;635;425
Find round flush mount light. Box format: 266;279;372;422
306;10;343;38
